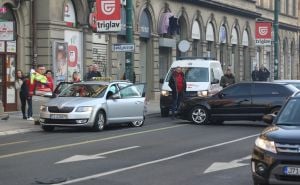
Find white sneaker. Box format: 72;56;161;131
27;117;34;121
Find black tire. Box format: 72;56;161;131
130;116;145;127
270;107;280;115
42;125;55;132
189;106;209;125
93;110;106;132
161;108;169;117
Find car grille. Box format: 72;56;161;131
48;106;74;113
44;119;78;124
276;143;300;153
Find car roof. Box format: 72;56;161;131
75;80;131;85
273;80;300;83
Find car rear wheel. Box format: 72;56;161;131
189;106;209;125
130;117;145;127
270;107;280;115
93;110;106;131
161;108;169;117
42;125;55;132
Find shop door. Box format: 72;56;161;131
0;54;17;111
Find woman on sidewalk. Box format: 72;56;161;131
16;70;33;120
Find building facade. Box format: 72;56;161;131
0;0;299;111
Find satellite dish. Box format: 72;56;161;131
178;40;190;53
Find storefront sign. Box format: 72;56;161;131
255;22;272;46
96;0;121;32
64;30;83;81
6;41;16;53
112;43;134;52
0;22;14;41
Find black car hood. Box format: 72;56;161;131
262;125;300;144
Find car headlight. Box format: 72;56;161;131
75;106;93;112
255;137;277;153
161;90;169;96
197;90;208;97
40;105;47;112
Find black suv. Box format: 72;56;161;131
251;91;300;185
177;82;298;124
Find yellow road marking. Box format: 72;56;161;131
0;125;185;159
0;141;28;147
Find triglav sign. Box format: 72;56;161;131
255;22;272;46
96;0;121;32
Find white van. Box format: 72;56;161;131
160;57;223;117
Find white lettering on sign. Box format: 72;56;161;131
112;44;135;52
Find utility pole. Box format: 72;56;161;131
125;0;134;82
274;0;280;80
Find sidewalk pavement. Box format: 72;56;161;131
0;100;160;136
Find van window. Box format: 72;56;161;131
165;67;209;82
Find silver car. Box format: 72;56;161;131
39;81;146;132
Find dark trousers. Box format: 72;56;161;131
171;91;184;116
20;93;32;118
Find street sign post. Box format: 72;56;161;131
112;43;135;52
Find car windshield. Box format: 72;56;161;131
277;99;300;125
59;84;108;98
165;67;209;82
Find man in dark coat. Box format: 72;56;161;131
220;68;235;88
168;66;186;119
252;66;260;81
258;65;270;81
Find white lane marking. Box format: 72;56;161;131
204;155;251;173
53;134;259;185
56;146;140;164
0;125;185;159
0;141;28;147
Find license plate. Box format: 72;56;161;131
283;167;300;176
50;114;66;119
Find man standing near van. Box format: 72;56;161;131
169;66;186;119
220;68;235;88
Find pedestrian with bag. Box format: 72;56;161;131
168;66;186;119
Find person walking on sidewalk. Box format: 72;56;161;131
168;66;186;119
16;70;32;120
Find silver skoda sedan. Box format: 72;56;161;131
39;81;146;132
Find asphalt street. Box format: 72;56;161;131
0;115;266;185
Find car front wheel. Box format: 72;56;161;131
189;106;209;125
93;110;106;131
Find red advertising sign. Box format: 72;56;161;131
96;0;121;32
255;22;272;45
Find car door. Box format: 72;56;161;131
251;83;283;115
106;84;146;123
209;83;252;118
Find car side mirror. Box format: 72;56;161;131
218;92;225;98
262;114;275;124
159;78;164;84
211;79;219;84
110;93;121;100
43;92;53;98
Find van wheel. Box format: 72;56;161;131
189;106;209;125
93;110;106;131
161;108;169;117
42;125;55;132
